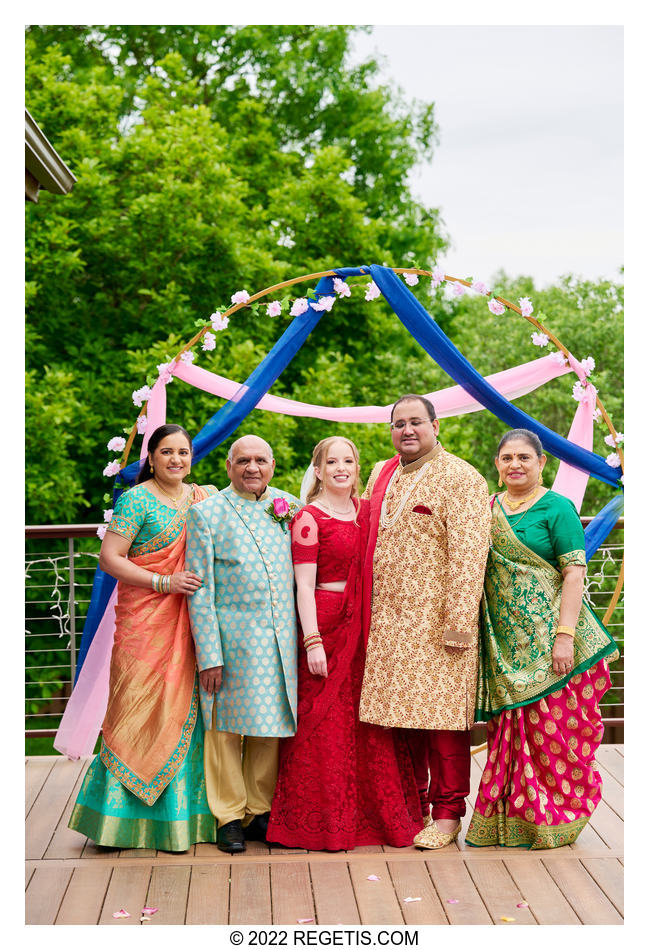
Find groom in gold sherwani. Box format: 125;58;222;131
359;394;491;849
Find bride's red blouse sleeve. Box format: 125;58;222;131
291;507;319;564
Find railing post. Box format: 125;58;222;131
68;537;76;686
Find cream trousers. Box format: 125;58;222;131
203;726;279;828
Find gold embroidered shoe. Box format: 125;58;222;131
422;814;434;829
413;820;461;850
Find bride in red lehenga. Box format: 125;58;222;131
267;437;422;851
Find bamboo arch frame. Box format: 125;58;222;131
117;265;624;620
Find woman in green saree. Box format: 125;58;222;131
465;429;618;850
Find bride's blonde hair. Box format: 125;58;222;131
305;437;362;505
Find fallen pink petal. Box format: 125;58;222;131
297;918;314;923
112;909;130;918
447;898;460;904
516;902;529;908
142;907;158;914
367;875;380;881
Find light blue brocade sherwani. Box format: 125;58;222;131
185;484;299;738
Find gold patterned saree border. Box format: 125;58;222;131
465;810;590;850
100;683;199;805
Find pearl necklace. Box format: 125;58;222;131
317;494;356;517
380;461;433;529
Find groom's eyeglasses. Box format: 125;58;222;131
390;419;431;430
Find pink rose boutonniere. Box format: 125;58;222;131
265;496;299;532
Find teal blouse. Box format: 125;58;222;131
107;483;218;555
498;490;586;571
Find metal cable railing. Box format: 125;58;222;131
25;520;624;741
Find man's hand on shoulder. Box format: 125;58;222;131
200;665;223;695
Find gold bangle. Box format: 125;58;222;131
556;625;575;638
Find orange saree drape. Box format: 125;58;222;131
100;485;210;804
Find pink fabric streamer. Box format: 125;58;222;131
171;354;571;421
551;383;596;512
53;587;118;758
140;377;167;458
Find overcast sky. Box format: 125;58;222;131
350;25;623;289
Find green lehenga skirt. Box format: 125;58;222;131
69;710;217;851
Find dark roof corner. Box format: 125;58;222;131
25;108;77;203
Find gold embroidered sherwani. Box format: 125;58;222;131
359;443;491;730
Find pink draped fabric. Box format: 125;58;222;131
171;354;571;421
140;377;167;457
551;384;596;511
53;587;118;758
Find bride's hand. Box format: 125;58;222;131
307;645;328;677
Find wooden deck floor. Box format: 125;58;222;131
25;745;623;926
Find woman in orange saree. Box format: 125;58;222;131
68;425;218;850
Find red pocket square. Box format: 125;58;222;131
412;504;432;514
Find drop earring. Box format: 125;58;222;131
538;471;543;485
498;474;503;488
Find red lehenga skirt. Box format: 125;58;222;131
267;587;422;851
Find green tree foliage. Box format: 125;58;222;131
25;26;622;523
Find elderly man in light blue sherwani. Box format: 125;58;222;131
186;434;300;854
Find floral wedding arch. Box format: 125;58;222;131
55;264;623;757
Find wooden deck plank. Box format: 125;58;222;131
185;865;230;924
568;819;608;854
425;857;492;924
597;745;624;785
586;800;624;851
271;862;315;924
244;839;271;856
97;866;151;924
25;867;73;925
310;861;361;925
464;858;536;924
600;772;624;818
82;841;120;860
581;857;624;917
55;865;112;924
194;841;226;858
26;757;85;860
504;855;580;924
543;858;623;924
230;863;272;924
44;759;91;860
145;864;191;924
22;744;625;927
25;756;56;816
349;859;404;925
387;859;448;924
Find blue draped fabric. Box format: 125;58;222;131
369;265;620;487
76;263;622;677
584;494;624;562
